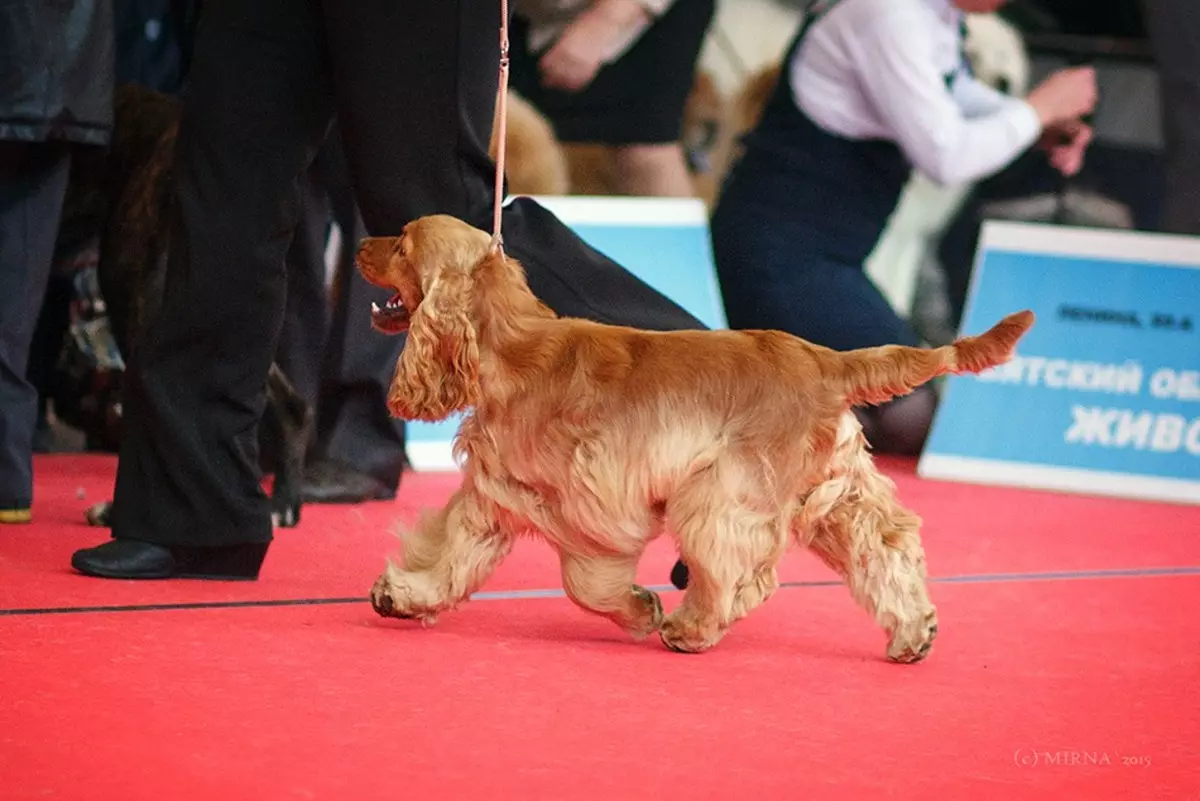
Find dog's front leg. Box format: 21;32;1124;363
370;487;511;625
559;550;663;640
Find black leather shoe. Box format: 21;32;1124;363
670;559;689;590
300;459;395;504
71;539;269;581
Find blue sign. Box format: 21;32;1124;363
404;196;726;469
919;220;1200;505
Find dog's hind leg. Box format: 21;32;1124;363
803;451;938;664
728;562;780;624
660;467;784;654
370;486;512;625
559;550;663;640
265;363;313;528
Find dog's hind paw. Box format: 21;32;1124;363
628;585;664;639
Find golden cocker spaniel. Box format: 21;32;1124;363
358;215;1033;661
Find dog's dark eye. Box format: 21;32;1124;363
995;76;1011;95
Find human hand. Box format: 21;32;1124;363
1025;66;1098;129
1038;119;1092;176
539;0;651;92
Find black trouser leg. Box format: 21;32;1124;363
322;0;706;329
0;142;71;509
1144;0;1200;235
110;0;336;548
27;271;75;452
275;150;334;409
306;123;409;490
315;259;410;490
308;0;704;494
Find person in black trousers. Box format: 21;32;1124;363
70;0;705;580
285;130;411;507
1;0;115;525
271;124;413;507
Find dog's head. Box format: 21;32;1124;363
356;214;493;421
963;13;1030;97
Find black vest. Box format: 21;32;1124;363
730;0;967;264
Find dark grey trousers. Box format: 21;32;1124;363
1144;0;1200;235
275;129;408;490
0;141;71;508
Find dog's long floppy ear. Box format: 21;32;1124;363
387;269;479;421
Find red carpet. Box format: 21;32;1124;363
2;454;1198;799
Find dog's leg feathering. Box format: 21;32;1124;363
370;487;512;624
801;426;938;663
559;550;664;639
661;465;785;653
265;363;314;528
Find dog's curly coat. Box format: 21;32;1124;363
358;215;1033;660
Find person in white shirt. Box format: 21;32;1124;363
673;0;1096;592
708;0;1095;455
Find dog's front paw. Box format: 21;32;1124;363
886;609;938;664
370;573;413;620
659;611;724;654
369;570;438;624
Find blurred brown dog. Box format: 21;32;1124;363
357;214;1034;660
489;90;571;196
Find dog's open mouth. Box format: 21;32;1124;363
370;293;411;335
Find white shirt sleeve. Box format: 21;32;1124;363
845;14;1042;187
951;71;1021;118
635;0;677;15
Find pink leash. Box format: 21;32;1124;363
490;0;512;254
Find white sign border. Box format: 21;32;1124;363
978;219;1200;269
918;454;1200;507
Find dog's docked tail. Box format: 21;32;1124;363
835;310;1034;407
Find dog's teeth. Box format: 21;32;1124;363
371;301;381;313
